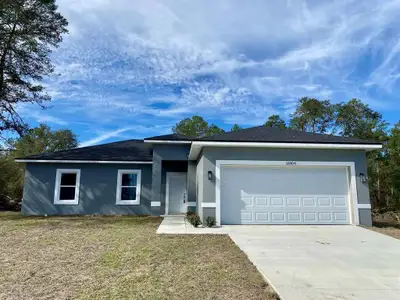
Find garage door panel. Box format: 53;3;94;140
287;212;301;222
287;197;300;206
255;212;269;221
318;197;332;207
303;197;316;206
231;194;348;209
221;165;350;225
255;197;267;206
333;197;347;206
233;211;349;225
270;197;284;206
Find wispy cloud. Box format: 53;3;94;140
17;0;400;144
79;127;135;147
79;125;171;147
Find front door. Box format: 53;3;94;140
167;172;187;214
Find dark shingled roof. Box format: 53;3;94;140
17;126;381;162
197;126;381;145
17;140;153;161
144;133;193;141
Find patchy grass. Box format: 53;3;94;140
0;212;277;300
371;222;400;239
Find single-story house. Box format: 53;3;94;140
16;126;382;226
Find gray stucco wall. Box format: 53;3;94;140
22;163;152;216
152;144;190;160
196;155;204;219
187;161;196;204
198;147;371;225
359;209;372;226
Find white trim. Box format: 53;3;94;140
54;169;81;205
349;163;359;225
165;172;187;215
15;159;153;164
357;204;372;209
151;201;161;207
189;142;382;160
202;202;217;208
215;160;360;226
187;202;196;207
115;169;142;205
345;166;353;225
143;140;192;144
194;141;382;149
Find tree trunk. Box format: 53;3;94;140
377;162;380;204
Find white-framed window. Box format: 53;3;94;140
54;169;81;205
116;169;142;205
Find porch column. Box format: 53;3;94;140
151;152;163;216
187;161;197;213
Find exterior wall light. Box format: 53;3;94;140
360;173;367;183
208;171;213;181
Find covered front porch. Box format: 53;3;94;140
161;161;196;216
149;143;196;216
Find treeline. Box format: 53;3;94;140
0;125;77;210
173;97;399;211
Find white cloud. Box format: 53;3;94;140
79;124;172;147
18;0;400;141
79;127;134;147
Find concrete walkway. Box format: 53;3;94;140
156;216;228;234
157;219;400;300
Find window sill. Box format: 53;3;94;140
54;201;79;205
116;201;140;206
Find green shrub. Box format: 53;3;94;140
187;214;202;227
204;216;216;227
186;211;196;217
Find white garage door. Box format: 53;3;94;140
220;165;350;224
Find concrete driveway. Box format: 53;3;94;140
226;225;400;300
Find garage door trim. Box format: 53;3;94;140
215;160;359;226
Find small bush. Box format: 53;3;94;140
204;216;216;227
186;211;196;217
187;214;202;227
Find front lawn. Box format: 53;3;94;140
0;212;277;300
371;223;400;239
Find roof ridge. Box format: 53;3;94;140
145;132;194;140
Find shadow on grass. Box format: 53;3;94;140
372;221;400;229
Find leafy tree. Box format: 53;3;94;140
173;116;209;137
289;97;336;133
265;115;287;129
172;116;224;137
206;124;225;136
11;124;77;157
335;99;388;141
230;124;243;131
0;124;77;208
387;122;400;209
0;0;68;136
332;99;389;209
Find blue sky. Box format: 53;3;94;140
17;0;400;147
